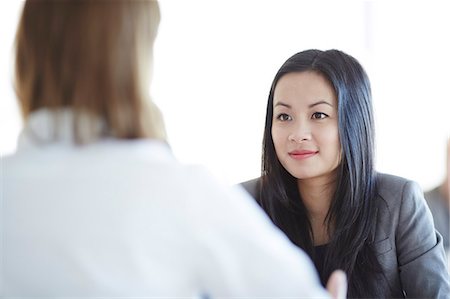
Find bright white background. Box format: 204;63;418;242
1;1;449;190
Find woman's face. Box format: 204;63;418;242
271;71;341;182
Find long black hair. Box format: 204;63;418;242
259;49;384;297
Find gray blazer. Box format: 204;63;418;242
241;173;450;298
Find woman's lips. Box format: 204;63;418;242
288;150;318;160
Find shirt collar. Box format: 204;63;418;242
17;109;107;150
16;109;174;161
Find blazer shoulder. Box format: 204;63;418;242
374;172;430;239
376;172;423;207
375;174;450;297
240;177;262;200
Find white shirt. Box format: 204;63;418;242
1;110;329;298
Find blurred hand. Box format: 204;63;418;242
326;270;347;299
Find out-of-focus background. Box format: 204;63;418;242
1;0;449;190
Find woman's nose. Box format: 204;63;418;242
288;126;312;143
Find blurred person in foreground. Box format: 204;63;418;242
425;138;450;249
1;0;346;297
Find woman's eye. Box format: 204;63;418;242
276;113;292;121
311;112;328;119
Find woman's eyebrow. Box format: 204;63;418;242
274;101;291;108
274;100;334;109
309;100;333;108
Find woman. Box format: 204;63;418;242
3;2;345;297
242;49;450;298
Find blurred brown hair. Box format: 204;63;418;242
15;0;166;143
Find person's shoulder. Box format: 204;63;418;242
376;172;411;186
239;177;262;199
376;172;420;195
375;172;424;209
424;186;442;203
2;152;18;166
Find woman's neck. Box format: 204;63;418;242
297;175;336;216
297;173;337;246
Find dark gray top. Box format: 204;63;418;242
425;186;449;249
241;173;450;298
